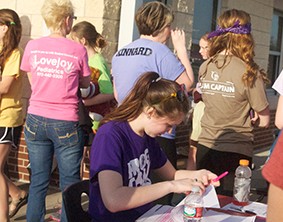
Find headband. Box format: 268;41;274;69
208;20;251;39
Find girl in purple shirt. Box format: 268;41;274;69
89;71;220;221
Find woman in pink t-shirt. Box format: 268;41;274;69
20;0;90;221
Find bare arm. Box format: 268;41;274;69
266;183;283;222
175;169;220;187
79;75;91;89
275;95;283;129
83;93;114;106
0;75;15;95
257;106;270;128
98;164;207;213
171;29;194;90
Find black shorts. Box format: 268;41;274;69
0;126;23;149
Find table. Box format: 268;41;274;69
137;195;266;222
217;195;266;222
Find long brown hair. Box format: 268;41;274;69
71;21;107;52
0;9;22;71
203;9;269;87
100;72;190;125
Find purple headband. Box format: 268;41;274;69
208;20;251;39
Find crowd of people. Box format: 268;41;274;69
0;0;281;222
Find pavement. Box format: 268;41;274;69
9;146;270;221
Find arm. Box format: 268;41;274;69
266;183;283;222
83;93;114;106
79;75;91;89
256;106;270;128
0;75;15;95
186;145;197;170
275;95;283;129
98;165;206;213
171;29;194;90
175;169;220;187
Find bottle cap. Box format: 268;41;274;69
239;159;249;166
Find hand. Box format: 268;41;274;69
171;28;186;54
190;169;220;187
250;110;259;125
171;178;206;194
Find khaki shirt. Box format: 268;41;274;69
198;55;269;157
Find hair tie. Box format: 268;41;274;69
170;92;177;98
151;76;161;83
208;20;251;39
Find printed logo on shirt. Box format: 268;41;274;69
116;47;152;57
30;51;76;79
211;71;219;81
128;148;151;187
201;71;235;97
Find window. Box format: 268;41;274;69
190;0;220;82
268;10;283;89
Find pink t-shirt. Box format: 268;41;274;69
21;36;90;121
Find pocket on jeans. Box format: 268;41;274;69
24;121;38;141
55;124;79;147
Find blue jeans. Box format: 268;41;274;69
24;114;84;222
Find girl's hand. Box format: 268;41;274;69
171;178;206;194
191;169;220;187
171;28;186;53
250;110;259;125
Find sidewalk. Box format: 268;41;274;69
10;146;270;221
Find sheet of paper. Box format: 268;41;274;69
222;202;267;218
177;185;220;208
203;209;256;222
137;185;220;221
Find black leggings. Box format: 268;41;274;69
196;144;252;196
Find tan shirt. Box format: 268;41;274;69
198;55;269;157
0;48;24;127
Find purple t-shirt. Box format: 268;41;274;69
21;36;90;121
89;121;167;221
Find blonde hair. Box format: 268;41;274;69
41;0;74;32
135;1;174;37
205;9;269;87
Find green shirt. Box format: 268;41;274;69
88;53;113;94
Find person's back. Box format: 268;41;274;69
21;36;89;121
20;0;90;221
112;38;184;103
196;8;270;196
111;1;194;104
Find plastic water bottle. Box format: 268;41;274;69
183;186;204;222
233;159;252;206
